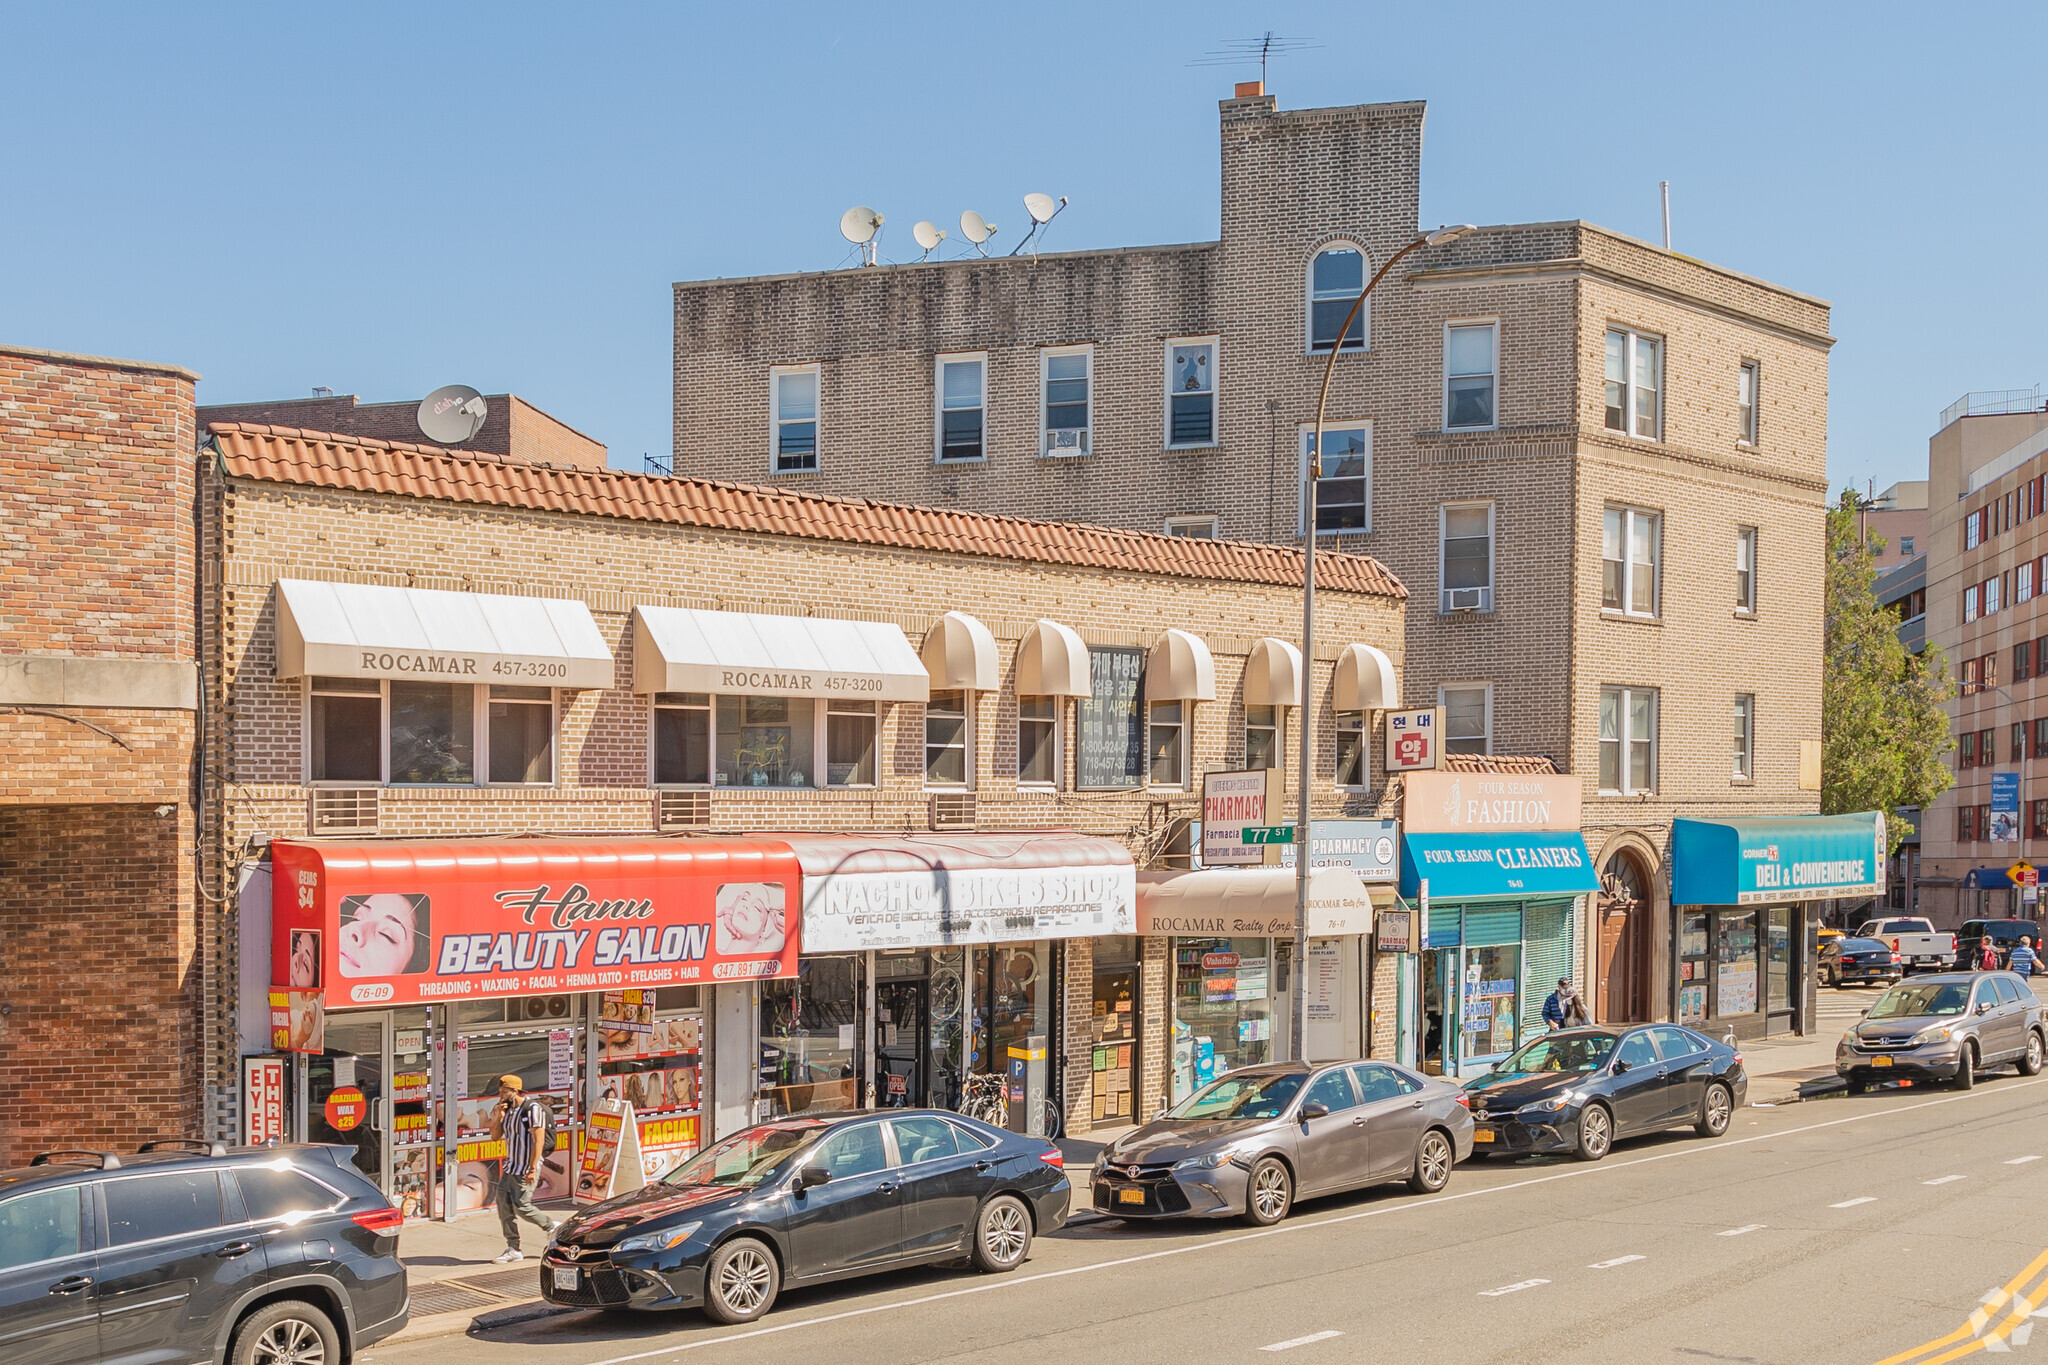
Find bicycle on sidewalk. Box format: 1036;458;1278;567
954;1071;1062;1140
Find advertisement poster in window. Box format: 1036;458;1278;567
1077;647;1144;790
1717;960;1758;1015
1679;983;1706;1024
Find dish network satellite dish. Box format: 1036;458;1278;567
912;220;946;261
959;210;997;255
417;385;488;444
840;206;884;265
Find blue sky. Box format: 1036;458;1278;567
3;2;2042;496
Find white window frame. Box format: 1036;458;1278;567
1297;421;1373;536
1732;693;1755;781
305;675;387;786
1987;575;2004;615
1333;710;1369;789
1039;345;1093;457
1163;336;1220;449
923;691;973;791
1439;682;1493;757
1603;327;1663;441
1735;526;1758;615
1443;319;1499;432
822;697;880;789
1164;515;1219;539
1243;704;1285;774
933;352;987;464
1737;360;1760;446
769;364;821;474
484;684;557;787
1602;505;1662;618
1147;699;1188;790
1306;242;1371;355
1016;695;1062;790
309;679;560;789
649;692;713;789
1965;584;1980;623
1599;685;1659;796
1438;500;1495;613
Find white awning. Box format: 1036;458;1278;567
1146;628;1216;702
632;605;928;702
1244;637;1303;707
273;579;614;690
920;611;999;691
1016;619;1091;698
1135;866;1388;938
1334;643;1398;712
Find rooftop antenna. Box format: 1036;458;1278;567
959;210;997;256
1189;31;1321;87
839;205;884;266
912;220;946;261
1660;181;1671;251
416;385;487;445
1009;193;1069;257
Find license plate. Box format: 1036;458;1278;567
552;1266;580;1291
1873;1055;1893;1068
1117;1187;1146;1204
1472;1128;1495;1143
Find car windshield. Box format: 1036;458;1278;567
1165;1072;1306;1120
1868;982;1971;1019
662;1125;819;1189
1839;939;1889;953
1491;1033;1618;1076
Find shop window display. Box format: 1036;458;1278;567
1678;913;1710;1024
1460;945;1521;1062
1717;911;1760;1015
597;987;704;1181
974;942;1052;1134
716;695;817;789
1171;937;1275;1101
449;1025;580;1213
760;956;864;1117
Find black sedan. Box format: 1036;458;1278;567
541;1110;1068;1324
1462;1024;1747;1162
1819;936;1902;987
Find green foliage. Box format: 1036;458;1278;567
1822;491;1953;851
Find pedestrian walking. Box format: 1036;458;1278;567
1542;978;1589;1029
1980;938;2002;972
488;1074;555;1264
2010;936;2042;979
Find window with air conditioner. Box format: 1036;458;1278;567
1298;424;1372;534
1041;347;1091;456
1440;683;1491;756
770;366;820;474
935;355;985;462
1439;502;1494;613
1165;338;1217;448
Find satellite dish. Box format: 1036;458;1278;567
839;206;883;244
913;221;943;250
960;210;997;254
1024;192;1060;224
417;385;487;444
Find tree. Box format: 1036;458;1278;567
1823;490;1953;851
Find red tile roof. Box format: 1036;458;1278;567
1440;754;1561;775
206;424;1407;598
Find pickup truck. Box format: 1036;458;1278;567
1854;917;1955;974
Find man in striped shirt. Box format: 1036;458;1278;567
489;1075;556;1264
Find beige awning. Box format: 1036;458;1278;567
1146;628;1216;702
632;605;928;701
920;611;999;691
1244;637;1303;707
1016;619;1091;698
1135;866;1389;938
1334;643;1398;713
273;578;614;689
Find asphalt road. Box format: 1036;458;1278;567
363;1068;2048;1365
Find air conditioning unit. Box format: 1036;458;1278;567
308;788;379;836
1441;587;1492;613
1044;428;1089;456
655;790;711;833
929;793;978;831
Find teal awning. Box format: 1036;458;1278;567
1670;812;1884;906
1399;832;1599;902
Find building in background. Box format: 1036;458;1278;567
199;391;608;468
1862;480;1928;568
1875;553;1930;909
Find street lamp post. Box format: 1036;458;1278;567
1291;224;1476;1061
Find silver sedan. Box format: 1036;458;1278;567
1089;1060;1475;1226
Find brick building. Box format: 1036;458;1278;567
669;87;1837;1034
0;344;202;1166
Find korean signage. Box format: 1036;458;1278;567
1384;706;1443;772
1077;646;1145;790
1402;771;1581;834
242;1056;286;1145
803;863;1137;952
271;839;802;1009
1278;818;1399;881
1202;769;1282;867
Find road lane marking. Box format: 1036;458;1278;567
1259;1331;1343;1352
1589;1255;1646;1269
567;1079;2048;1365
1479;1279;1549;1297
1870;1247;2048;1365
1925;1175;1967;1185
1833;1197;1880;1207
2007;1156;2041;1165
1719;1224;1766;1236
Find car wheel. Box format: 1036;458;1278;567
1694;1082;1734;1138
1242;1156;1293;1226
231;1299;340;1365
971;1195;1032;1273
1408;1130;1454;1194
1955;1043;1978;1091
1846;1075;1868;1096
2022;1032;2046;1077
1574;1104;1613;1162
702;1237;780;1325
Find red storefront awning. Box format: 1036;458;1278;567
272;838;801;1009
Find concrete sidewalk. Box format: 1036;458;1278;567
386;1197;576;1343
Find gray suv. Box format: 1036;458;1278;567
1836;972;2046;1093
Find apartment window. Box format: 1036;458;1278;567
1334;711;1367;786
1041;348;1091;456
1444;322;1498;430
1959;805;1976;842
1602;507;1661;616
2033;799;2048;840
487;685;554;784
1164;516;1219;539
1300;425;1372;533
770;366;820;473
653;693;711;786
1166;339;1217;447
1737;361;1760;445
1965;510;1984;550
715;696;816;789
389;681;474;785
1245;704;1283;771
2015;722;2029;764
1018;696;1059;786
1735;527;1758;614
309;676;381;783
1148;701;1186;787
1603;328;1662;439
2035;717;2048;759
935;355;985;462
1440;683;1491;756
1439;502;1494;612
1901;535;1916;557
2019;641;2034;684
1987;576;2003;615
1732;694;1754;780
1960;730;1979;769
924;691;968;787
2023;563;2038;605
826;699;878;787
1599;686;1658;794
1308;245;1367;353
1965;585;1980;623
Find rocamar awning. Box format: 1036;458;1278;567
1671;812;1885;905
273;578;614;689
632;605;929;701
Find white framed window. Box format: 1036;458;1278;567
1902;535;1916;557
1148;700;1186;788
1165;338;1218;447
1017;696;1060;787
2022;562;2037;604
308;676;383;784
1987;575;2004;614
1245;704;1283;771
1733;693;1754;781
826;698;878;787
935;354;986;462
1603;328;1662;439
1965;584;1980;623
1735;526;1757;614
1333;710;1367;787
1439;502;1494;612
1737;361;1760;445
311;679;559;787
1440;683;1491;756
715;696;817;789
1444;321;1498;430
924;691;970;788
1164;516;1219;539
1298;423;1372;534
1599;685;1658;794
1308;244;1369;353
487;684;555;784
1602;506;1661;617
1040;346;1091;456
770;365;820;473
652;692;711;786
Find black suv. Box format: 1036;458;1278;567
1956;919;2043;970
0;1141;407;1365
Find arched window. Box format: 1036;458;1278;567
1308;244;1369;352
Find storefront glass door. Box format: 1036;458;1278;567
1170;937;1276;1100
1420;948;1451;1076
1090;959;1139;1127
1765;906;1794;1031
969;941;1052;1135
308;1014;389;1191
876;975;929;1109
1459;945;1522;1073
760;955;865;1118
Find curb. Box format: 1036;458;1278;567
384;1297;568;1345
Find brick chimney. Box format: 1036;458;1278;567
1234;80;1264;98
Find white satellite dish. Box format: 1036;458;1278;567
912;220;945;261
417;385;487;445
839;206;883;244
959;210;997;255
1024;192;1061;224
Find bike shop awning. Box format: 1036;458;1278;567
1134;866;1391;938
1670;813;1885;906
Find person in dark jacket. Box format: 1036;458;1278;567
1542;979;1589;1029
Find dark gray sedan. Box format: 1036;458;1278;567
1089;1060;1474;1226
